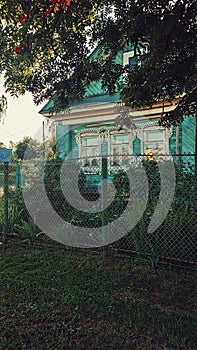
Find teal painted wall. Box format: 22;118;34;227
181;115;196;154
56;116;196;160
56;124;85;158
133;137;141;154
56;124;70;158
179;123;183;154
181;115;196;168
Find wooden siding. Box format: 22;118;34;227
56;117;195;158
56;124;70;158
181;115;196;154
56;124;85;158
133;137;141;154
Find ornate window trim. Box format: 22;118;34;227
75;126;137;157
136;122;173;154
75;122;173;172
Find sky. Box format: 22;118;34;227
0;76;51;148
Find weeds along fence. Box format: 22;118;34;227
0;155;196;268
0;162;22;241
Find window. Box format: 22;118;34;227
129;56;137;69
111;134;130;165
144;130;165;156
82;136;99;166
123;51;134;66
123;47;148;69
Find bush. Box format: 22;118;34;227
114;160;197;263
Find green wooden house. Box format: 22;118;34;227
40;46;196;176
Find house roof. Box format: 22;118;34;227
39;44;133;115
40;92;121;114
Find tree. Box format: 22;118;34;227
12;137;41;160
0;0;196;127
11;136;55;161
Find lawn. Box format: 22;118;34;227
0;239;196;350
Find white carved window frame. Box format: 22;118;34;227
109;129;137;165
136;122;173;155
75;126;138;170
110;131;129;166
80;132;100;166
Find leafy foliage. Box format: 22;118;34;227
43;158;128;228
14;217;43;245
12;136;41;160
0;0;196;126
114;159;197;262
0;154;196;262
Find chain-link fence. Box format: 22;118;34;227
0;155;196;267
0;162;22;240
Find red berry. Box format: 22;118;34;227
19;15;28;25
14;45;20;55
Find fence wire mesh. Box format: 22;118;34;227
0;163;22;239
0;154;196;267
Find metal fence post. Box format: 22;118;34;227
3;162;9;243
101;139;108;255
101;156;108;254
195;114;197;179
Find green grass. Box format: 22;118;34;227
0;239;196;350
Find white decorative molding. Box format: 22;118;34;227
75;133;81;145
75;121;173;159
123;51;134;66
136;121;173;154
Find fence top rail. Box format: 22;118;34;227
63;153;196;158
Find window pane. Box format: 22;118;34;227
85;146;98;156
129;57;136;69
146;131;164;141
122;147;129;155
113;146;120;155
83;137;98;146
113;134;129;144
